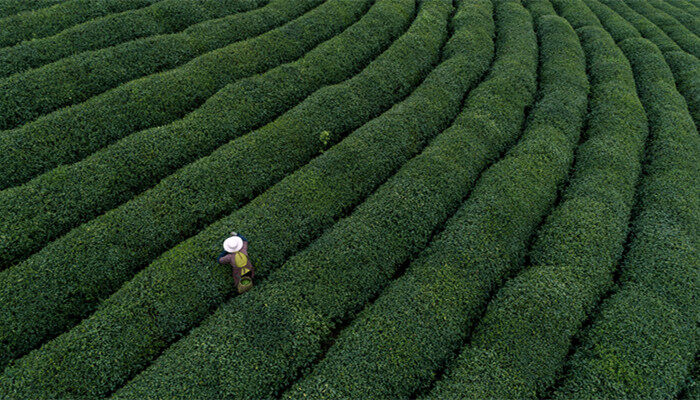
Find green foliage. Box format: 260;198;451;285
665;51;700;127
0;0;310;130
624;0;700;58
0;0;437;380
427;23;649;399
549;0;601;28
0;0;390;270
647;0;700;36
287;11;589;400
0;0;369;191
0;0;161;47
0;2;497;396
0;0;266;76
583;0;699;128
679;360;699;400
418;16;587;400
111;1;537;398
0;0;694;397
523;0;556;20
552;37;699;400
664;0;700;18
597;0;681;52
0;0;64;19
583;0;641;40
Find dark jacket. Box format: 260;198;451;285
218;238;254;286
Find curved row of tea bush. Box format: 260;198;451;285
623;0;700;58
286;12;589;400
582;0;699;140
551;37;699;400
549;0;601;27
664;0;700;17
111;1;538;398
427;23;650;399
0;0;64;19
586;0;676;48
648;0;700;35
665;51;700;127
524;0;556;19
0;0;266;77
0;0;308;130
0;0;432;374
0;0;160;47
0;0;369;191
582;0;638;38
0;3;496;397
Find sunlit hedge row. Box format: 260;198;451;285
0;0;366;190
0;0;312;130
0;0;266;76
0;2;498;397
0;0;160;47
111;1;537;398
552;37;699;400
286;11;590;400
428;22;649;399
0;0;401;371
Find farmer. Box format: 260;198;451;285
218;232;255;294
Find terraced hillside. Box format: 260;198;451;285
0;0;697;398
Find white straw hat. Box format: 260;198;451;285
223;236;243;253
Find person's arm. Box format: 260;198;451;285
217;250;228;263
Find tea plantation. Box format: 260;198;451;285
0;0;697;398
